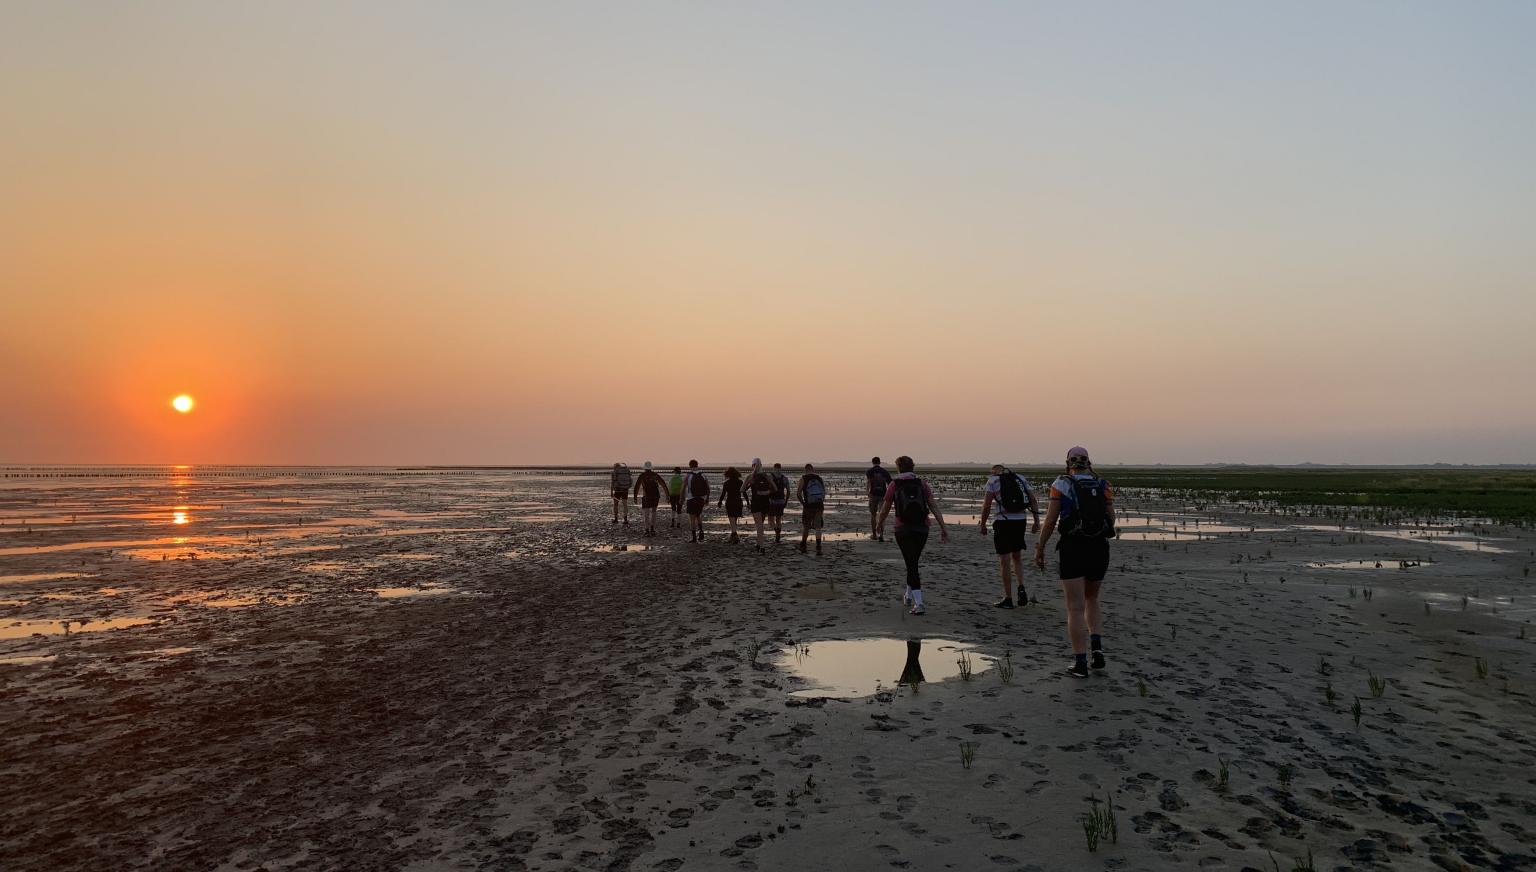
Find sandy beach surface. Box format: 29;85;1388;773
2;467;1533;871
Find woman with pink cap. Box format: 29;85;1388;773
1034;447;1116;678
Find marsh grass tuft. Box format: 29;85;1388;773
959;741;977;770
1351;696;1363;729
1081;794;1118;851
997;650;1014;684
1216;757;1231;792
957;650;974;681
1475;657;1489;680
1367;671;1387;699
1270;848;1319;872
1137;676;1148;697
1316;655;1330;676
1277;763;1294;790
1324;680;1338;707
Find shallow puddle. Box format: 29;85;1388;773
0;654;55;666
1308;559;1425;571
777;637;992;698
0;572;97;585
0;616;155;640
590;544;657;553
369;585;459;599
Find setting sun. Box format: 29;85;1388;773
171;395;194;414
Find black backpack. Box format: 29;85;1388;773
894;478;929;525
997;471;1028;513
750;472;774;496
689;472;710;499
1061;477;1112;538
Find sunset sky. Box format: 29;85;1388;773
2;2;1533;466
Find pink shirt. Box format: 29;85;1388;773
882;473;936;529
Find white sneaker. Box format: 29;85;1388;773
910;605;926;616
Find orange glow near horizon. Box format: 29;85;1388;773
172;507;189;525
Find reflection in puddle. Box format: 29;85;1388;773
0;616;155;640
507;514;574;523
590;544;656;553
778;637;991;698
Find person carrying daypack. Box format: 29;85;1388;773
610;463;633;525
767;463;791;544
667;466;685;528
1034;447;1116;679
796;463;827;555
631;461;668;537
875;455;950;615
745;459;776;554
979;464;1041;609
866;457;893;541
681;460;710;542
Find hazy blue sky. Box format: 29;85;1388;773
2;2;1533;464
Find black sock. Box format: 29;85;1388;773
1090;634;1103;651
1075;653;1088;668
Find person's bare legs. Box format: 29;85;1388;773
1085;579;1103;635
1011;553;1027;604
728;515;739;541
752;512;766;550
1061;578;1089;655
997;554;1014;602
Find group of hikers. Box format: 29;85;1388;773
607;447;1115;679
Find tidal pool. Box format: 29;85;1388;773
777;637;992;698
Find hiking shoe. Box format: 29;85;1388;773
815;544;822;555
994;598;1015;609
1016;585;1028;605
1066;662;1090;679
910;605;925;616
797;542;807;553
1091;651;1106;671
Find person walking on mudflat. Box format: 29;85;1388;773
979;464;1040;608
632;462;668;537
1034;447;1115;678
719;467;746;544
667;466;685;529
610;463;633;526
875;455;949;615
768;463;791;545
866;457;892;541
745;459;776;554
796;463;827;555
682;460;710;542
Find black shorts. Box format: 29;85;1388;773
803;503;825;528
686;498;706;517
669;494;683;511
767;500;786;517
612;489;628;501
868;495;883;516
750;495;771;515
1057;536;1110;582
992;519;1027;555
641;495;661;509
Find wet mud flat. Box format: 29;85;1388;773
2;468;1535;871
